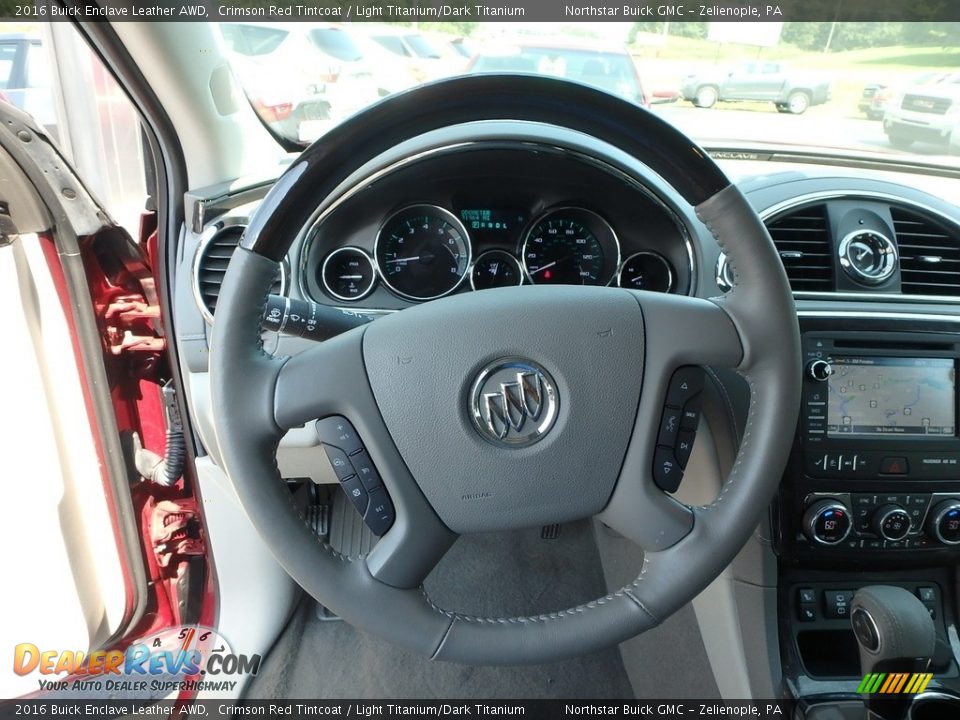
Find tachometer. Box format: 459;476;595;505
522;208;620;286
375;205;472;301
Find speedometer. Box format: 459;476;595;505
375;205;472;301
522;208;620;286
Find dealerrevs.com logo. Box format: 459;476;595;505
13;626;261;696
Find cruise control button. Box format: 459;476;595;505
658;407;682;446
323;444;356;481
675;429;696;469
349;450;382;491
364;487;395;536
665;366;704;408
341;476;368;516
316;416;363;455
653;445;682;492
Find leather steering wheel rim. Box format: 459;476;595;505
209;75;801;665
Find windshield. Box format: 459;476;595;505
218;21;960;166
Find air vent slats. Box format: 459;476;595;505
765;203;833;292
892;207;960;297
195;225;283;319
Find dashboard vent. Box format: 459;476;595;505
893;207;960;297
195;226;284;320
765;203;833;292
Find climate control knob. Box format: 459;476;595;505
807;359;833;382
872;504;911;541
803;499;852;546
927;500;960;545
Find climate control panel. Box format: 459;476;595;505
802;492;960;550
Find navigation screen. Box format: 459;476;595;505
827;357;956;437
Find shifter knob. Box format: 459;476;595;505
851;586;935;670
851;586;936;720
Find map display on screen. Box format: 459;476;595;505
827;357;956;437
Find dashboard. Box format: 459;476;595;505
177;144;960;701
294;145;694;311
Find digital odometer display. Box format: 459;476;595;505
827;357;956;437
459;208;526;234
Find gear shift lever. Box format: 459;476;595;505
851;586;937;720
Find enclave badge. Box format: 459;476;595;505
470;358;559;447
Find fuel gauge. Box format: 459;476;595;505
470;250;523;291
320;247;376;301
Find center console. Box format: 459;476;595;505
776;325;960;561
773;315;960;702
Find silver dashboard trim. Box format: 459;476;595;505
520;205;622;288
295;132;697;310
618;250;675;293
192;220;288;325
756;189;960;303
372;203;473;302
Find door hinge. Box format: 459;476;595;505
102;294;164;355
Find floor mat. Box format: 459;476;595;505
245;520;634;699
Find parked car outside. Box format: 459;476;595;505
360;26;464;83
219;22;379;142
0;32;57;139
883;72;960;152
680;61;831;114
859;72;949;120
467;39;649;107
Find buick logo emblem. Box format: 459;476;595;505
470;358;558;447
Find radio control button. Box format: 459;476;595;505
879;456;909;475
665;366;704;408
807;359;833;382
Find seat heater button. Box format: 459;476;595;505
364;488;395;536
322;444;356;481
316;416;363;455
350;450;382;491
653;445;682;492
798;587;817;604
341;476;368;516
675;429;696;469
666;366;705;408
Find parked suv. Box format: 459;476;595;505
883;73;960;152
681;61;831;114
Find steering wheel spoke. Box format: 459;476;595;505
272;323;456;589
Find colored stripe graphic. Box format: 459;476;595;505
858;672;934;694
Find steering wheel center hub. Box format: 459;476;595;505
470;357;559;447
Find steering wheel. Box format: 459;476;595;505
210;75;800;665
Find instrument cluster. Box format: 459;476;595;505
297;146;693;309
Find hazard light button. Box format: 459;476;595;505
880;457;909;475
